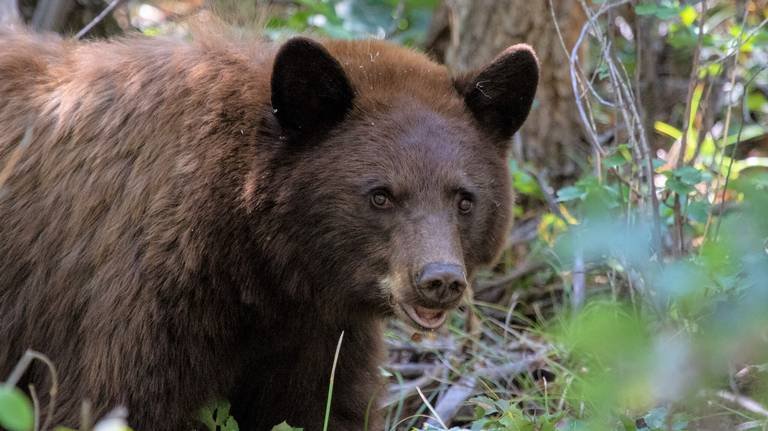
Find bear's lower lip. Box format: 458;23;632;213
400;303;447;330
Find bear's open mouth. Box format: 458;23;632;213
400;303;448;330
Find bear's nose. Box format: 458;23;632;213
416;263;467;304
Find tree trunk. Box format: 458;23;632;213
427;0;588;184
0;0;21;25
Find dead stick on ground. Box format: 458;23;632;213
425;354;546;428
425;375;477;428
713;390;768;417
474;260;544;292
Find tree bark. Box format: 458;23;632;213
427;0;588;183
30;0;75;32
0;0;21;25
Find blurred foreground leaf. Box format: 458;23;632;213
0;385;33;431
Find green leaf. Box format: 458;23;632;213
635;3;680;20
666;177;695;195
271;421;303;431
509;160;542;197
687;200;710;224
619;414;636;431
199;400;239;431
634;3;658;15
603;153;629;168
652;158;667;170
0;386;33;431
596;63;610;80
700;62;723;78
655;120;683;141
673;166;703;185
222;417;239;431
747;92;768;112
557;186;585;202
725;124;767;145
680;5;698;27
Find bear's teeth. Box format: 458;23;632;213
402;303;447;329
415;306;443;320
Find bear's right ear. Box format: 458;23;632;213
271;37;355;138
455;44;539;141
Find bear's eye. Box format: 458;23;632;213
458;197;473;214
370;190;393;209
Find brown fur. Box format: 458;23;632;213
0;28;538;430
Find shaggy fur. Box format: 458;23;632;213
0;28;538;430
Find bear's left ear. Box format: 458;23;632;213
271;37;355;137
455;44;539;141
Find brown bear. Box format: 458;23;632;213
0;27;538;430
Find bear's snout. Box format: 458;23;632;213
415;262;467;305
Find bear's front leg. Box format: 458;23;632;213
231;320;386;431
72;297;244;431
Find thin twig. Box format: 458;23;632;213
474;260;545;292
529;168;568;223
676;2;708;170
416;386;448;430
736;421;762;431
568;0;631;160
424;352;548;428
604;25;663;254
713;65;768;240
503;291;521;343
713;390;768;417
703;15;768;67
75;0;125;40
548;0;616;108
504;216;539;249
564;0;663;254
5;348;60;429
385;0;406;39
424;375;476;428
382;368;441;407
387;363;441;378
28;385;39;431
703;7;749;242
571;251;585;310
672;2;708;257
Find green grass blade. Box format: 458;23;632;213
322;331;345;431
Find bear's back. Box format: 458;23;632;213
0;31;274;386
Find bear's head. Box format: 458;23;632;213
255;37;538;331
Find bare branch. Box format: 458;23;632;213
75;0;125;40
672;1;708;257
424;353;547;428
713;390;768;417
